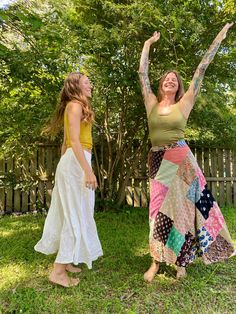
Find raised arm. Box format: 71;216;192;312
138;31;160;115
180;22;234;119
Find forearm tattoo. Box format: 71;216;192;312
191;39;221;100
139;47;153;98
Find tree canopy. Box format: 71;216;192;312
0;0;235;205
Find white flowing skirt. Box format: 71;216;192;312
34;148;103;269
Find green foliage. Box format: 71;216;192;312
0;207;235;313
0;0;235;205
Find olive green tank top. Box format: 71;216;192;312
148;102;187;147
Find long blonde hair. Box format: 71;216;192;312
42;72;94;137
158;70;185;102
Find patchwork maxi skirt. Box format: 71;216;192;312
148;140;235;267
34;148;103;269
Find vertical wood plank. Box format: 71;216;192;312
21;158;29;213
45;146;53;209
0;158;5;213
29;149;37;211
210;148;218;201
13;157;21;212
218;149;225;207
37;146;46;209
46;145;53;177
196;148;203;171
5;158;13;213
140;147;148;208
141;178;148;208
14;189;21;213
233;150;236;206
204;148;211;190
225;149;232;205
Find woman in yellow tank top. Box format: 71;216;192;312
34;72;103;287
139;23;235;282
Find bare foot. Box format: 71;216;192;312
144;261;160;283
66;264;82;273
49;270;80;288
176;267;186;279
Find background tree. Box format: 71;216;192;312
0;0;235;207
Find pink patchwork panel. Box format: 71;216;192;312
195;167;207;191
203;202;225;239
164;146;189;165
149;179;168;219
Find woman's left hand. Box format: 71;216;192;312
221;22;234;39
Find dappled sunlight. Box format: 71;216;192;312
0;230;16;238
0;262;50;291
0;225;41;239
155;273;176;284
133;247;149;257
0;263;32;290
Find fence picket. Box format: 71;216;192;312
225;150;232;205
0;159;5;213
210;148;217;198
5;158;13;213
218;149;225;206
29;150;37;211
233;152;236;206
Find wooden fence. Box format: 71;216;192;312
0;145;61;214
0;145;236;214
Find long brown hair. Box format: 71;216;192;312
158;70;185;102
42;72;94;137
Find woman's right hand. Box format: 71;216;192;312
85;170;98;190
145;31;160;45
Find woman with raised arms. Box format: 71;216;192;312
139;23;235;281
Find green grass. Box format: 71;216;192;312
0;207;236;314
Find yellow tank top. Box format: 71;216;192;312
64;111;93;150
148;102;187;147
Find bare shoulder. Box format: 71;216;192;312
66;101;83;115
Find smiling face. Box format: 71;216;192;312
79;75;92;98
158;70;185;102
162;72;179;95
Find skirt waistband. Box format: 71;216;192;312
150;139;187;152
66;147;92;156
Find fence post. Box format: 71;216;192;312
0;159;5;213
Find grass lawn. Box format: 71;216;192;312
0;206;236;314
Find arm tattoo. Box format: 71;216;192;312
193;64;207;95
191;39;222;101
139;72;152;97
139;44;153;98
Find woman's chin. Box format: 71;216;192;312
163;89;177;95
